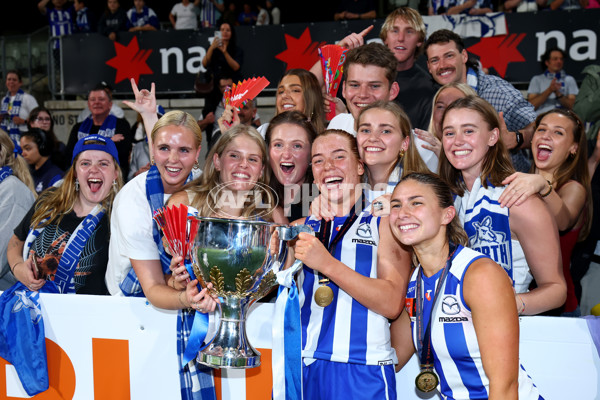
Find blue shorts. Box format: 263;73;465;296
303;359;396;400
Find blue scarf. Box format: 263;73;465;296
0;282;58;396
77;114;117;140
0;166;12;184
1;89;24;147
23;205;105;294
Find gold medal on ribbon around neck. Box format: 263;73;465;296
314;285;334;307
415;369;439;393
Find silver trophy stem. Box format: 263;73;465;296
197;296;260;368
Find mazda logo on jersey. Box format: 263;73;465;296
352;222;376;246
441;295;461;315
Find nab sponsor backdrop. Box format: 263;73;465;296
60;10;600;96
0;294;599;399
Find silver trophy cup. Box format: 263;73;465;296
190;216;309;369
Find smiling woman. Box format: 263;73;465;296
439;96;566;315
285;129;411;399
7;135;123;295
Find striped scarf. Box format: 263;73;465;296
23;205;105;294
77;115;117;140
0;166;12;184
1;89;24;147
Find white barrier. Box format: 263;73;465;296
1;294;599;399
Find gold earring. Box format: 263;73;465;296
399;148;405;158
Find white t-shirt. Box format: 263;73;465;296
171;2;198;30
327;113;439;173
106;171;165;295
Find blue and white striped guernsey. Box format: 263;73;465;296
405;245;543;400
299;211;397;366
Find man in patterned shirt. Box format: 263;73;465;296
424;29;536;172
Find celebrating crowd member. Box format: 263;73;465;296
106;80;214;399
0;130;36;290
424;29;537;172
20;129;63;194
499;109;591;314
66;83;132;178
528;47;579;115
413;82;477;170
380;7;439;131
357;101;429;204
7;135;122;295
389;172;543;400
265;110;317;220
202;22;243;82
127;0;160;31
0;70;39;148
328;43;399;134
439;96;566;314
259;69;326;136
289;129;410;399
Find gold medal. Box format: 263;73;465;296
415;369;439;393
314;285;334;307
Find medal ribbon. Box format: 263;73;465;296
315;195;365;284
415;243;457;371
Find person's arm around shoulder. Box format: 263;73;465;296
509;195;566;314
464;257;519;400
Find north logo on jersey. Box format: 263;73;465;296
352;222;376;246
469;215;510;270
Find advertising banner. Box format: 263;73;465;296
1;294;599;399
60;10;599;96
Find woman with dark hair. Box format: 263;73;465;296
265;110;316;220
286;129;410;399
20;128;64;193
499;108;591;314
202;22;243;82
389;172;543;400
439;96;566;315
258;69;327;137
98;0;129;41
28;106;68;170
8;134;123;295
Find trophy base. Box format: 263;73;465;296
197;346;261;369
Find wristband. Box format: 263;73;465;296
178;290;188;308
515;130;524;149
540;180;553;197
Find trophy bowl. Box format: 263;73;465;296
190;216;304;369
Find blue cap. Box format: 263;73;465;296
72;134;120;165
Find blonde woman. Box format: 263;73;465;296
0;129;35;289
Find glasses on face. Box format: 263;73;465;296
36;117;51;122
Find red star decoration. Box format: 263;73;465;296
105;36;153;84
467;33;526;78
275;28;327;71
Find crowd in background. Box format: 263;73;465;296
1;2;600;399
